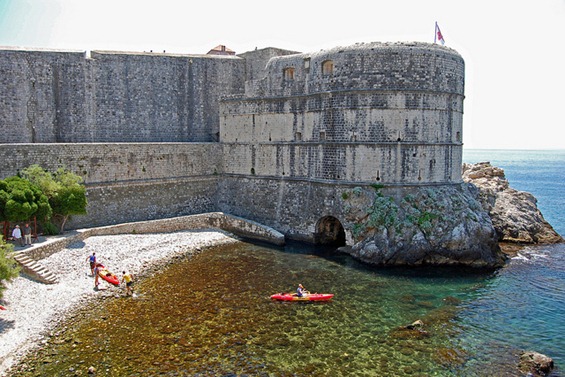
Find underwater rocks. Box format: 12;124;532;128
340;184;506;267
463;162;563;244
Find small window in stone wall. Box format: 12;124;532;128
319;131;326;140
304;58;311;71
295;132;302;141
283;67;295;80
456;132;461;142
322;60;334;76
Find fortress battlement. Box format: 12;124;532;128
0;41;465;244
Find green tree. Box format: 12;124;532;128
19;164;59;197
21;165;87;233
0;176;51;222
0;236;20;300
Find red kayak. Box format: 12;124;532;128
96;264;120;286
0;305;6;310
270;293;334;302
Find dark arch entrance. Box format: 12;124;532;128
314;216;346;246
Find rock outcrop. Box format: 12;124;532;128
518;351;554;377
463;162;563;244
336;161;561;267
340;184;506;267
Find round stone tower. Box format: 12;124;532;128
220;42;467;244
221;42;465;185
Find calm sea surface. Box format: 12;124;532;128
11;149;565;377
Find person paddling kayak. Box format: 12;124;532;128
296;283;309;297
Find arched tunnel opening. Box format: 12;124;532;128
314;216;346;247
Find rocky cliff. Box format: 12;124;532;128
462;162;563;244
339;162;561;268
340;184;506;268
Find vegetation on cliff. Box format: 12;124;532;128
340;162;561;267
341;184;505;267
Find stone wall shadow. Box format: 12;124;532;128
67;241;86;249
0;318;15;334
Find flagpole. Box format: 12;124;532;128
434;21;437;44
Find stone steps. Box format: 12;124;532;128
13;252;59;284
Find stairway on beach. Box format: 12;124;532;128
12;249;59;284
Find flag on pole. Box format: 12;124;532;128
435;22;445;45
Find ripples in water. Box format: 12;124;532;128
9;241;565;376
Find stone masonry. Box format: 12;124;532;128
0;41;466;246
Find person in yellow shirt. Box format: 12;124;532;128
122;271;134;296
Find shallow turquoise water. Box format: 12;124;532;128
462;149;565;375
11;240;564;376
450;243;565;375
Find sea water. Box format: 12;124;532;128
10;149;565;377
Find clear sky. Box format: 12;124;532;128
0;0;563;150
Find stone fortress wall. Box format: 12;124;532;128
0;143;222;228
0;48;245;143
0;42;465;243
221;42;464;185
219;42;465;240
0;48;244;228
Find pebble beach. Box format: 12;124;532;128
0;230;239;376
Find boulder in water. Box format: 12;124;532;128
518;351;554;377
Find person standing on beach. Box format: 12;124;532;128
122;271;134;296
93;263;100;289
23;223;32;246
86;252;97;275
11;225;23;246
